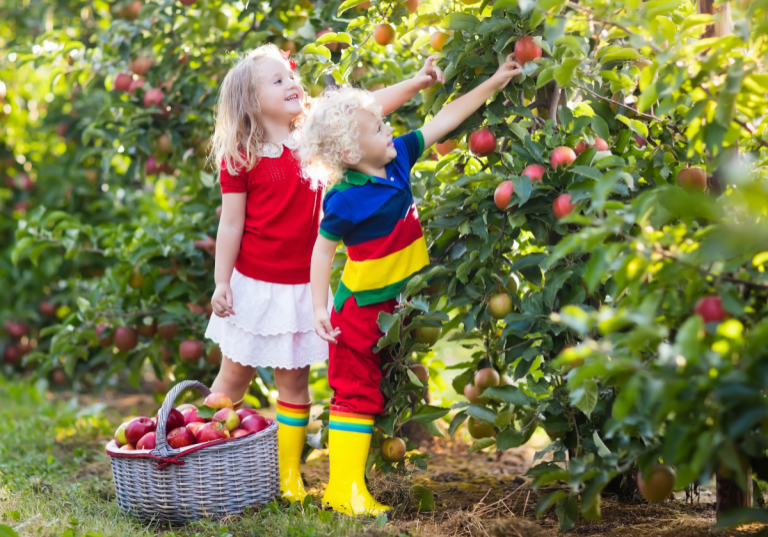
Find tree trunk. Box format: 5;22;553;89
716;470;752;516
698;0;732;38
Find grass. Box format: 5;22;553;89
0;376;394;537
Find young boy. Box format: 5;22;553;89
298;54;523;516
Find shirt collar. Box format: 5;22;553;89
341;161;402;188
257;132;298;158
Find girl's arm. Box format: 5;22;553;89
210;192;246;317
372;55;446;115
310;235;341;343
420;54;522;149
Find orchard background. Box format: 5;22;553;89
3;0;768;535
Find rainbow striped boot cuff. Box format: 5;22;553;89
328;407;374;434
277;400;311;427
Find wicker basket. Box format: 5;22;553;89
106;380;279;523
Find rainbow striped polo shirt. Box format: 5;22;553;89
319;131;429;312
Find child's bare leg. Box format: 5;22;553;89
274;366;311;403
210;356;256;403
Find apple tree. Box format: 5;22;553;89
297;0;768;529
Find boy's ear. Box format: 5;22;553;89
341;151;361;166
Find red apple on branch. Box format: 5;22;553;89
694;296;726;324
475;368;500;389
435;140;456;156
114;73;133;92
677;167;707;192
381;437;407;462
96;324;113;347
553;193;576;220
521;164;545;183
463;383;489;404
130;56;154;76
374;24;396;46
550;146;576;170
404;0;419;13
128;77;144;94
157;323;178;340
114;327;138;351
514;36;542;66
180;340;205;362
430;31;448;51
637;465;675;503
469;128;496;157
488;293;512;319
494;181;515;211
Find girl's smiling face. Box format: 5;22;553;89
258;57;306;125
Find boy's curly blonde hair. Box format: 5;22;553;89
296;86;382;190
210;44;304;174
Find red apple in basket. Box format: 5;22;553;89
125;417;155;445
186;421;206;437
137;432;156;450
197;422;230;442
231;429;251;438
236;408;259;421
160;408;185;431
204;392;233;410
182;408;205;425
167;426;196;448
241;414;270;434
176;403;197;413
120;444;136;451
214;408;240;431
114;422;130;447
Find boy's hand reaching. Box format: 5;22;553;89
412;55;446;90
490;54;523;91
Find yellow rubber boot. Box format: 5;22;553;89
323;406;390;516
277;400;311;503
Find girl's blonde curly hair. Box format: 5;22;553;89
209;44;304;174
296;86;382;190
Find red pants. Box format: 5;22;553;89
328;296;397;415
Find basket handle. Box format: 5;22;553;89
151;380;212;458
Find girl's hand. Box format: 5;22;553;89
211;283;235;317
412;55;446;90
490;54;523;91
314;308;340;344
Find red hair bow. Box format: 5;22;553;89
280;49;297;70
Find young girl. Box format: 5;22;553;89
205;44;444;504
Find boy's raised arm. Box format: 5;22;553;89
372;55;445;115
420;54;522;149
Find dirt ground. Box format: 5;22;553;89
92;391;767;537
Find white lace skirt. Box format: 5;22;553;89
205;269;331;369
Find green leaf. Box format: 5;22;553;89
11;237;34;265
591;116;609;140
554;58;582;87
316;32;352;45
421;419;445;438
592;431;611;457
465;404;497;423
0;524;19;537
406;368;425;387
441;13;479;32
411;404;450;424
535;490;568;517
76;297;91;313
468;437;496;453
337;0;368;14
496;426;525;450
411;485;435;511
715;507;768;529
196;405;216;419
482;385;530;405
556;496;579;532
572;379;598;418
